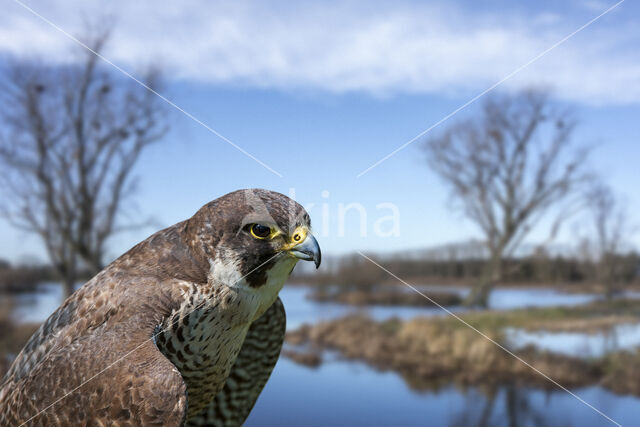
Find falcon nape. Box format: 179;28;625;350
0;189;321;426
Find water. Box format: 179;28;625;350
281;285;636;330
246;357;640;427
282;286;450;329
506;324;640;358
486;287;605;310
8;282;640;426
413;284;608;310
11;282;80;324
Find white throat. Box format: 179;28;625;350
208;253;297;321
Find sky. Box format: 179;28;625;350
0;0;639;263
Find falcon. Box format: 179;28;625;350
0;189;321;426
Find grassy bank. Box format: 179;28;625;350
285;299;640;395
444;298;640;332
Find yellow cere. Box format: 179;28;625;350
282;226;308;250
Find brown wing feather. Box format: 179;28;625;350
187;297;286;426
0;319;187;426
0;265;190;426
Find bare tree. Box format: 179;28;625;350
0;32;167;297
424;90;590;306
586;182;633;298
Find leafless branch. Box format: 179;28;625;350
0;30;168;296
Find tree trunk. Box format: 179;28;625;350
599;256;618;300
50;256;77;299
62;276;75;299
464;249;502;307
58;260;77;299
465;279;493;308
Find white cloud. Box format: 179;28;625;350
582;0;612;13
0;0;637;105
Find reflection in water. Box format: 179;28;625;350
451;385;554;427
246;357;638;427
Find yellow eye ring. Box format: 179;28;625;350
250;224;272;239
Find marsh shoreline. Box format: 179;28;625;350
284;299;640;396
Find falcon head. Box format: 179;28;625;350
188;189;321;293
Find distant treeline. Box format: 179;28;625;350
4;249;640;294
0;259;99;294
296;251;640;289
0;259;56;293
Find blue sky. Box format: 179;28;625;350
0;0;639;262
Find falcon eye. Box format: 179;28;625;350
250;224;272;239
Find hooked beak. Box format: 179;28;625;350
289;233;321;269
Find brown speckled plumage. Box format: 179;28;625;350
0;189;319;426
